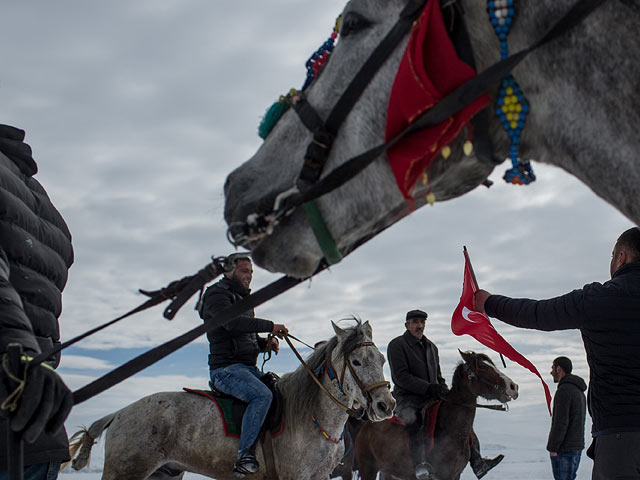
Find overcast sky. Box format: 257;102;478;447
1;2;632;478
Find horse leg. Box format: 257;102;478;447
354;423;379;480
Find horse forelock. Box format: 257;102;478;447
278;319;368;432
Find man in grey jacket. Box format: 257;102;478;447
475;227;640;479
547;356;586;480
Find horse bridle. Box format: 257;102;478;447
463;358;506;398
227;0;610;263
284;334;390;418
338;341;391;408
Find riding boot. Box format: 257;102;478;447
406;420;433;480
469;431;504;479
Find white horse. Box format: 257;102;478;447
223;0;640;277
68;320;395;479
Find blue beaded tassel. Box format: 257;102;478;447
257;16;341;139
487;0;535;185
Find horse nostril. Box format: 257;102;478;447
377;401;387;414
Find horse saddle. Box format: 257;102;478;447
390;400;443;452
183;371;284;438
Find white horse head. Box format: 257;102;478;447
224;0;640;277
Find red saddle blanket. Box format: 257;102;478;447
389;400;442;452
183;387;284;439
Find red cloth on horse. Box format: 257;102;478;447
385;0;490;199
390;400;442;451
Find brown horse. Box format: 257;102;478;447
355;351;518;480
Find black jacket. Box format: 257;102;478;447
485;262;640;436
547;373;587;452
199;276;273;370
387;330;446;409
0;124;74;467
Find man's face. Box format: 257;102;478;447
405;317;426;339
231;259;253;289
550;364;561;383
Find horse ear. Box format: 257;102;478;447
332;320;347;340
362;320;373;338
459;349;472;363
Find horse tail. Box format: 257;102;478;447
64;411;118;471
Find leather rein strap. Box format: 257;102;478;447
283;334;388;418
237;0;609;250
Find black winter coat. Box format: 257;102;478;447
387;330;446;409
0;124;74;467
485;262;640;436
547;374;587;452
199;276;273;370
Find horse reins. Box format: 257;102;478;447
228;0;610;260
10;0;607;428
282;333;389;418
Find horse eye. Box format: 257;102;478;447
341;12;372;37
352;359;362;367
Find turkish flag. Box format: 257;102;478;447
452;247;552;415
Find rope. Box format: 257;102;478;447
0;354;28;413
282;334;361;418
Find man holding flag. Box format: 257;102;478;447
472;227;640;479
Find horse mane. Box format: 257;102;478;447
278;317;367;432
450;352;494;392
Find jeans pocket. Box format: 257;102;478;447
210;368;229;388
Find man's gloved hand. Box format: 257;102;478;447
427;383;449;399
0;355;73;443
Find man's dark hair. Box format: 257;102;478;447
616;227;640;262
553;356;573;374
226;252;251;271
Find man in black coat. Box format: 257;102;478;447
547;356;586;480
387;309;503;480
199;255;287;477
0;124;74;479
475;227;640;479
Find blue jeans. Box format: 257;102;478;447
0;460;62;480
210;364;272;457
550;450;581;480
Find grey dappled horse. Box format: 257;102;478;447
69;320;394;480
224;0;640;278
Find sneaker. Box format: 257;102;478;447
415;461;434;480
233;453;259;478
472;454;504;479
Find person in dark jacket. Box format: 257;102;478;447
199;255;287;478
547;356;586;480
474;227;640;480
387;309;503;480
0;124;74;479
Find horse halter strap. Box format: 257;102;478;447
339;342;391;403
463;360;503;396
230;0;609;258
284;334;388;418
287;0;429;264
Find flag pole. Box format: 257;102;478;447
462;246;479;293
462;246;507;368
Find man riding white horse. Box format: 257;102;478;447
199;254;287;477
